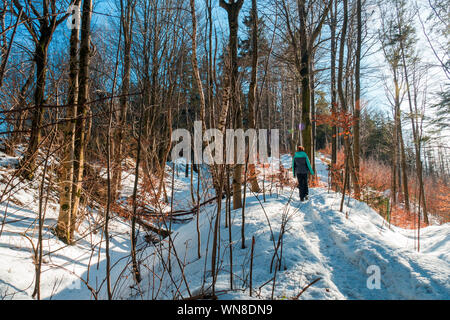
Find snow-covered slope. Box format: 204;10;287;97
0;154;448;300
139;157;449;300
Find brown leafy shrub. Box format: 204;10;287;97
359;158;392;192
424;177;450;224
318;143;449;227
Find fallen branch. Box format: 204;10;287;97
135;217;172;238
294;278;322;299
140;196;218;218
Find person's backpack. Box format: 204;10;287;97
294;156;309;175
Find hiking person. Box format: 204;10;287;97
292;146;315;201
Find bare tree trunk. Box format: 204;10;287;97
398;115;410;212
220;0;244;210
298;0;313;161
329;2;338;188
210;166;225;296
131;102;144;284
70;0;93;243
190;0;205;261
249;235;255;296
247;0;261;193
189;0;206;134
310;58;316;174
340;143;350;212
56;0;81;242
196;163;201;259
337;0;357;201
105;73;114;301
392;120;398;207
354;0;362;197
0;8;22;89
241;156;249;249
226;166;233;289
393;71;401;207
20;32;51;179
0;0;7;59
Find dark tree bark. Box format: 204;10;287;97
247;0;261;193
220;0;244;210
329;2;338;187
70;0;93;243
337;0;359;202
354;0;362;197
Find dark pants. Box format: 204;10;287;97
296;173;309;200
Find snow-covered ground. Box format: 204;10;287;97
0;151;18;168
0;154;448;300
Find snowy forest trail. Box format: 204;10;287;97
287;188;449;299
272;156;450;300
290;192;392;299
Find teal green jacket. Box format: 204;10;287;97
292;151;314;176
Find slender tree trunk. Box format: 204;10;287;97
131;103;144;284
70;0;92;243
330;2;338;188
398;114;410;212
310;58;316;174
337;0;355;199
219;0;244;210
21;31;51;180
247;0;261;193
190;0;204;261
298;2;313;161
190;0;206;133
0;8;22;89
210;166;225;296
392;119;398;207
220;0;244;210
354;0;362;196
56;2;80;242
